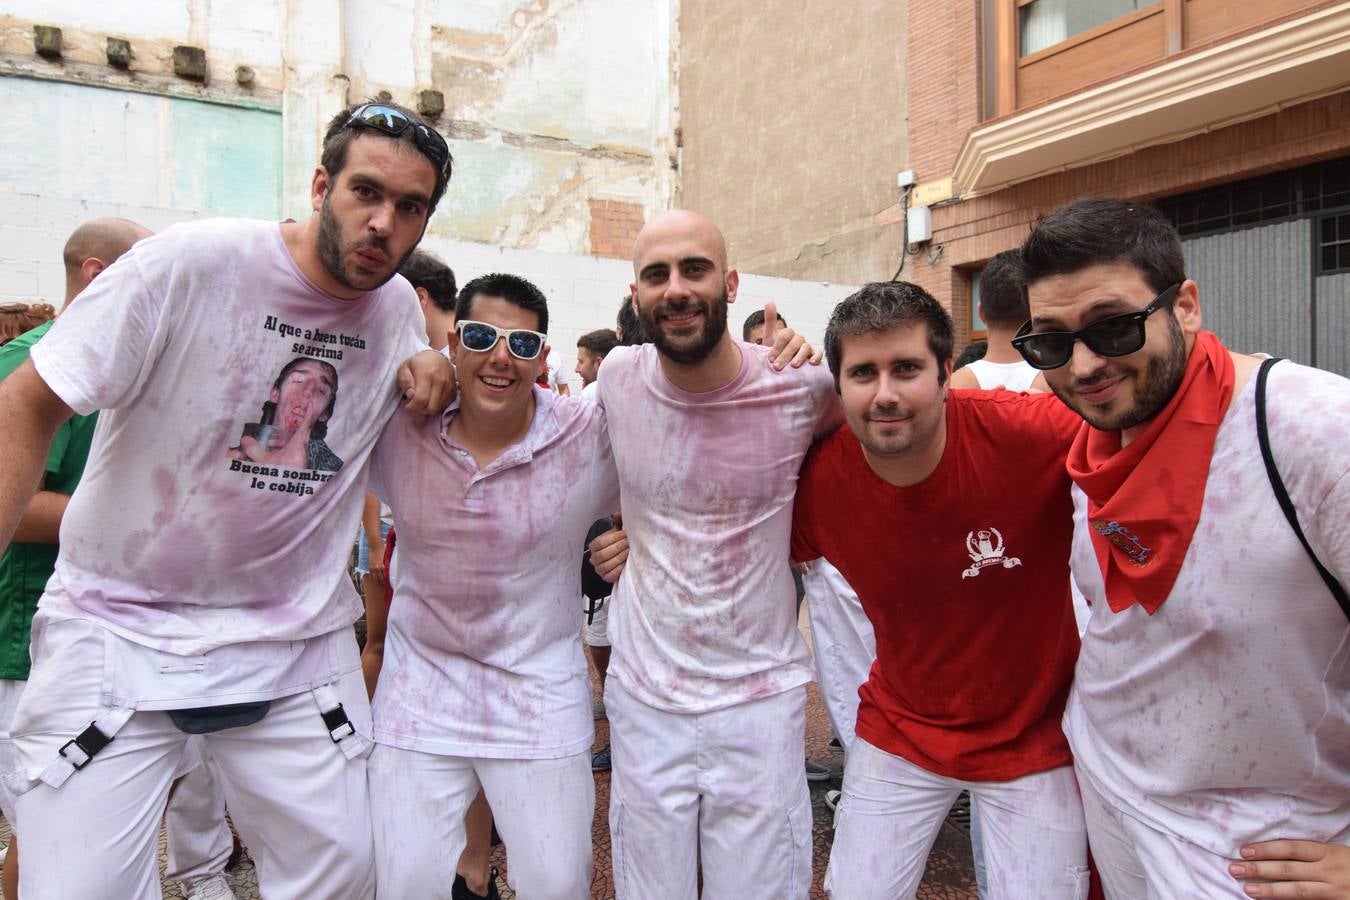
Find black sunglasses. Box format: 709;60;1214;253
1012;283;1181;370
345;104;451;179
456;320;547;360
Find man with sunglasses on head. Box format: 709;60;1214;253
364;273;617;900
790;281;1088;899
0;99;454;899
1017;197;1350;898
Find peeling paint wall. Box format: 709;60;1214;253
0;78;283;218
0;0;863;365
678;1;909;285
1;0;677;250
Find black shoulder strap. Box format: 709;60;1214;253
1255;358;1350;621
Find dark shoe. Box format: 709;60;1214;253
225;834;245;871
451;868;501;900
805;758;831;781
827;736;842;752
592;743;612;771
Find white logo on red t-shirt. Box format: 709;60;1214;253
961;527;1023;579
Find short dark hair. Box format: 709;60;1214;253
825;281;954;388
1021;197;1185;295
577;329;619;358
616;294;646;346
953;340;988;371
399;250;456;311
321;100;452;213
456;273;549;334
977;251;1028;328
740;308;787;342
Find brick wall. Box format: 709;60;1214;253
588;199;644;261
902;0;1350;344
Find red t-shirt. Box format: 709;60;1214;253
792;389;1081;781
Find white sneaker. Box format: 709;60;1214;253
183;873;236;900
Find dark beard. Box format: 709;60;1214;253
641;290;729;365
315;195;410;293
1053;314;1188;432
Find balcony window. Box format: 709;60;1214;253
1019;0;1155;57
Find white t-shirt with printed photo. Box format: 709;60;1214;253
596;342;842;713
29;218;427;705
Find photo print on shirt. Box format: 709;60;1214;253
225;354;345;485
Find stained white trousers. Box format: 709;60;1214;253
4;619;374;900
826;737;1088;900
369;744;594;900
606;678;812;900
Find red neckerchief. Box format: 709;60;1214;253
1066;330;1235;615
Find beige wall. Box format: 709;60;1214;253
678;1;908;285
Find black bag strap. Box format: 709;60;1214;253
1255;358;1350;621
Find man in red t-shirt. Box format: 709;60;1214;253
792;280;1087;899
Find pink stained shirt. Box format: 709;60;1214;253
596;341;842;713
1065;360;1350;855
28;218;426;706
368;387;620;757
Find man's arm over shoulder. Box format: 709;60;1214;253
791;439;834;565
0;361;75;549
977;388;1082;450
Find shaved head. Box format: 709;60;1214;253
633;209;728;273
629;208;741;375
62;217;153;304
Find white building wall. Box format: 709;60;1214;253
1;0;677;251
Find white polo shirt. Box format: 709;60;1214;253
369;387;619;758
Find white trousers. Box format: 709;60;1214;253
163;737;235;883
826;737;1088;900
802;561;875;757
1078;766;1258;899
369;744;594;900
0;678;28;827
6;620;374;900
607;678;812;900
1;682;232;883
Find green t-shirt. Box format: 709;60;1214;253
0;320;98;680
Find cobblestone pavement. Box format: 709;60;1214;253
0;613;976;898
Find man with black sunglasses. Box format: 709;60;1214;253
0;99;454;899
1019;197;1350;898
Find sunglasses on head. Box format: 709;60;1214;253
345;104;451;179
455;320;547;360
1012;282;1181;370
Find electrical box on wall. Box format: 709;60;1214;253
908;204;933;244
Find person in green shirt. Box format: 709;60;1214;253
0;217;149;899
